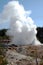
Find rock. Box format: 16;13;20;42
6;45;43;65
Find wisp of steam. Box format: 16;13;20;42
0;1;41;45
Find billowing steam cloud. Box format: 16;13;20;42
0;1;41;45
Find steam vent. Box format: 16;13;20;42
0;0;43;65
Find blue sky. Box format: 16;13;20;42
0;0;43;29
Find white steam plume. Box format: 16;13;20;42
0;1;41;45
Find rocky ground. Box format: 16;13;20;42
6;45;43;65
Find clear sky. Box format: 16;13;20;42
0;0;43;29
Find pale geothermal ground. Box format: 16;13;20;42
5;45;43;65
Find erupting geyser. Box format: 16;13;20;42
0;1;41;45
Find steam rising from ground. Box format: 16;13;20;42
0;1;41;45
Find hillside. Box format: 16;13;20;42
0;27;43;65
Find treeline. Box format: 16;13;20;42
0;29;9;40
36;27;43;43
0;27;43;43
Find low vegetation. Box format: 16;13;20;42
0;47;8;65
